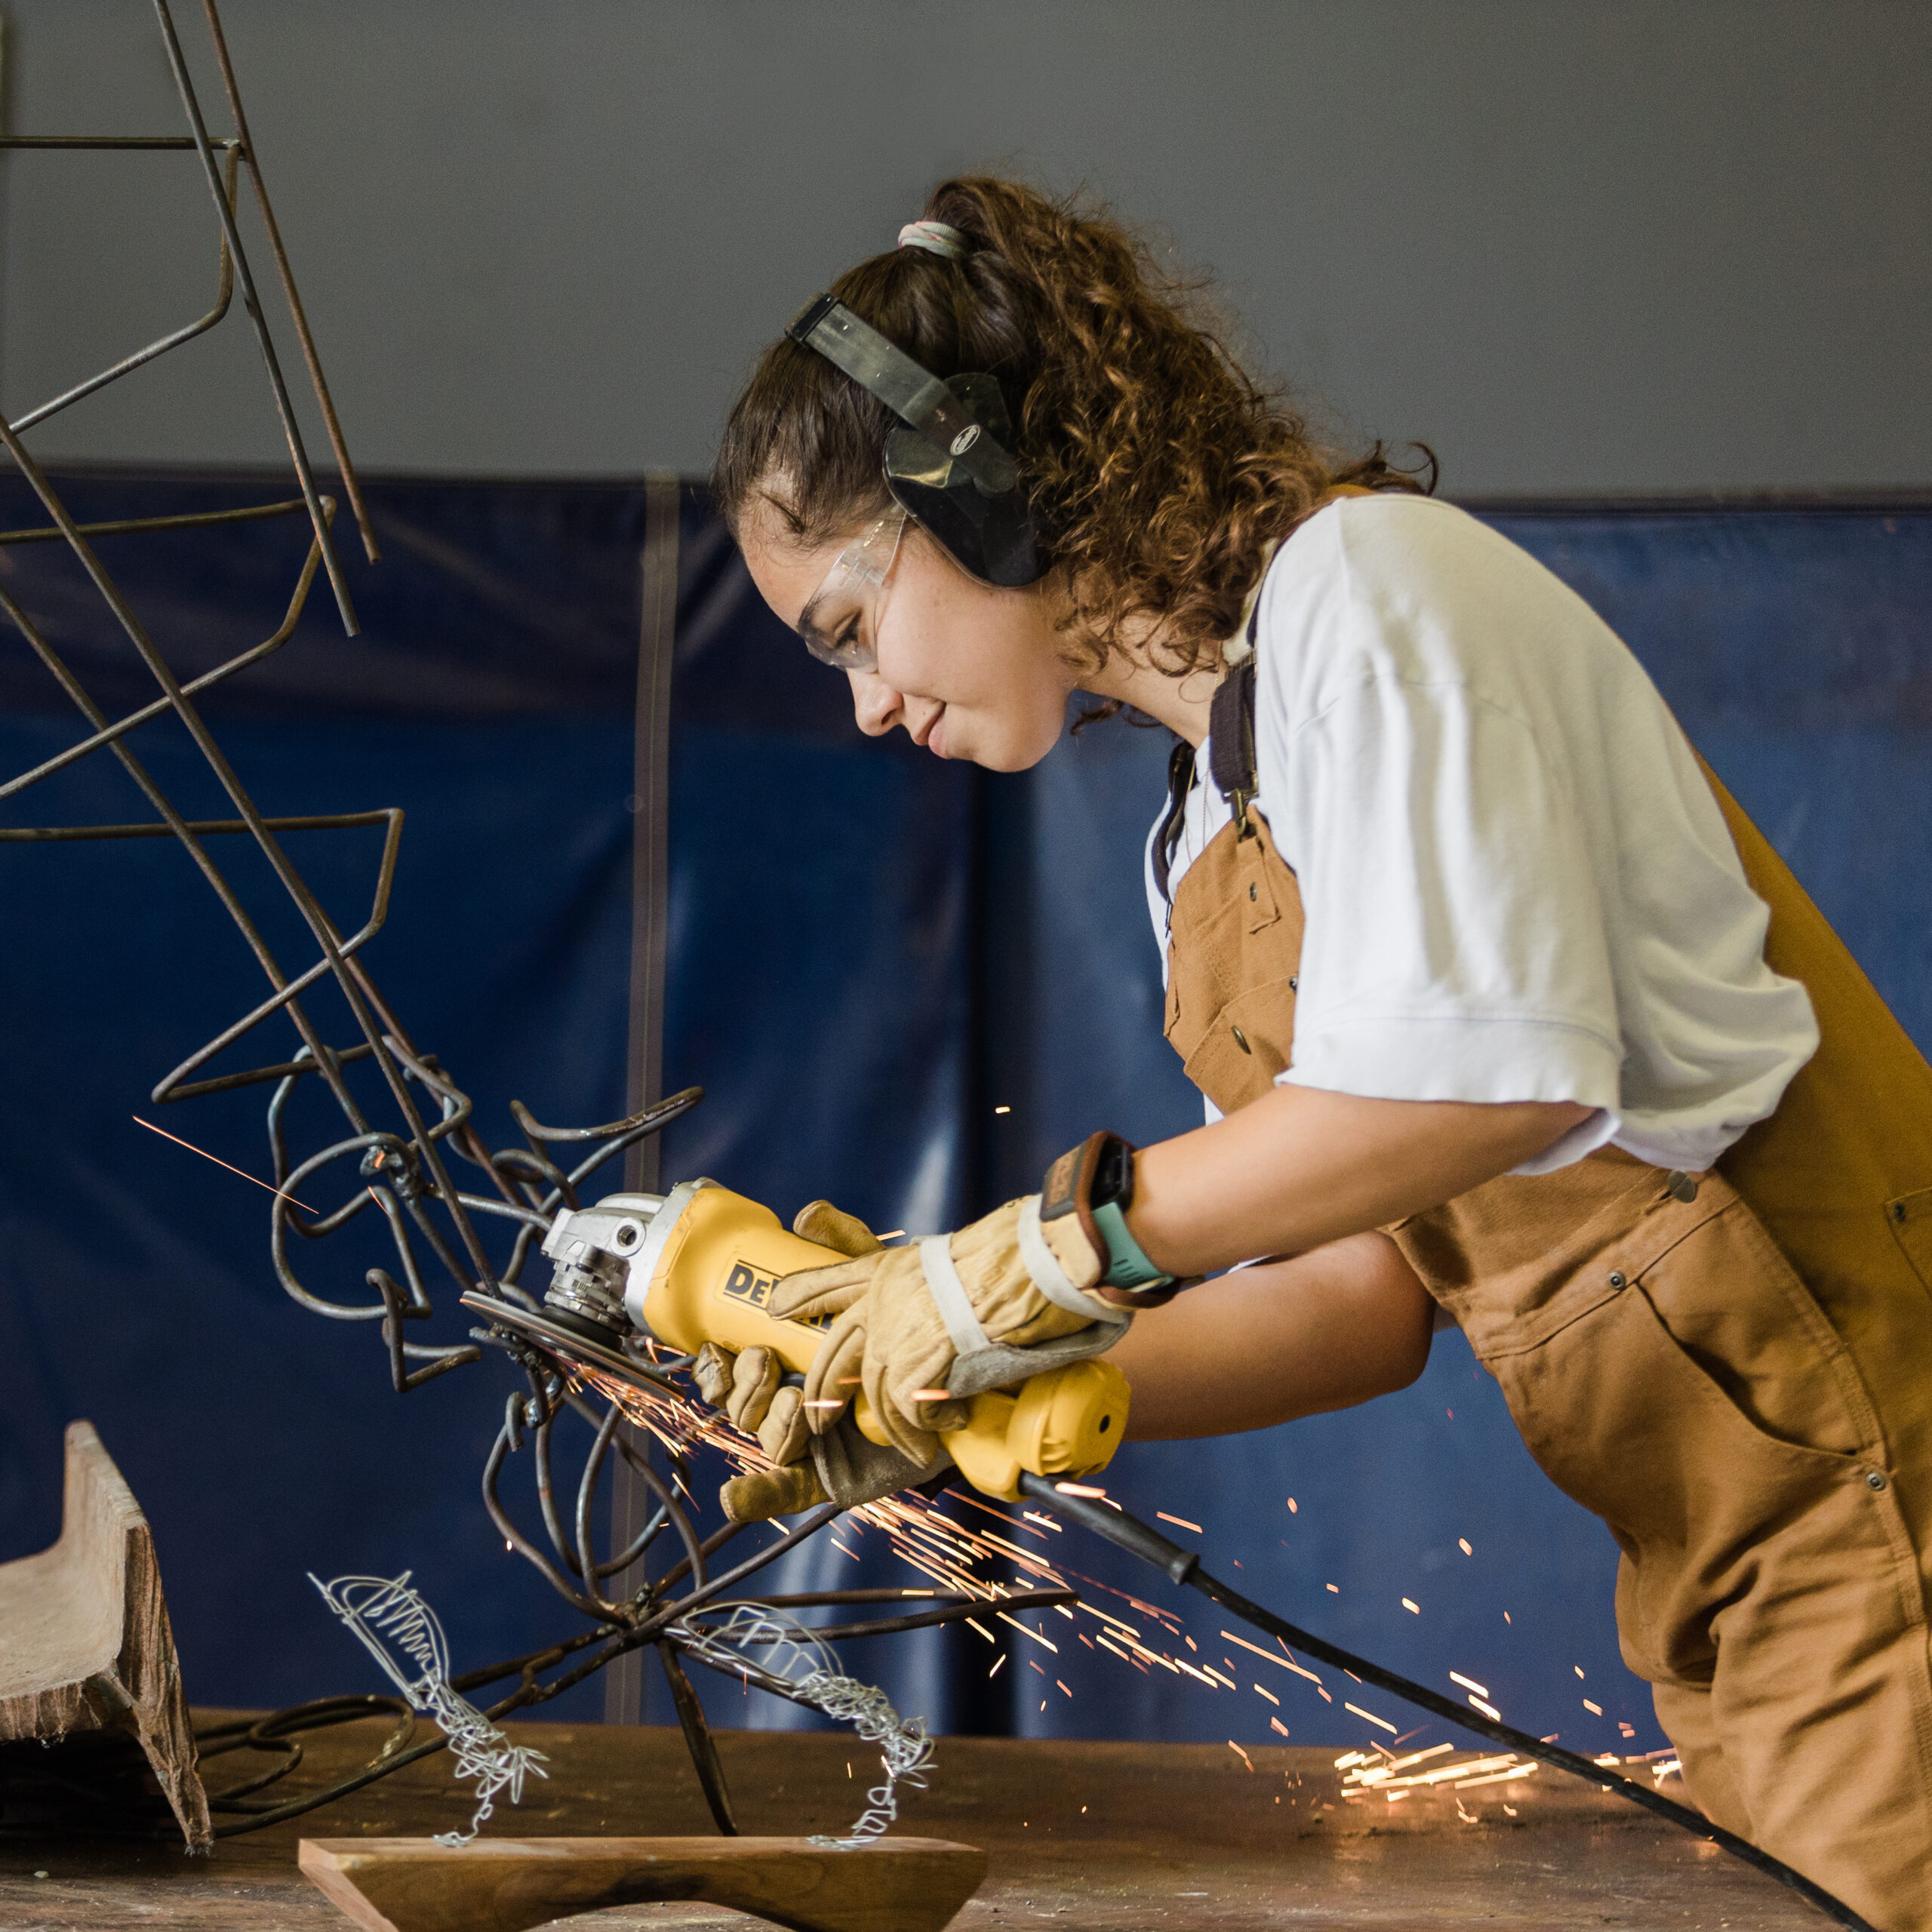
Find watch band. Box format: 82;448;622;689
1040;1130;1182;1306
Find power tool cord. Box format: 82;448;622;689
1020;1472;1874;1931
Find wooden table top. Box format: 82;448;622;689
0;1711;1824;1928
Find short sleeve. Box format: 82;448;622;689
1276;671;1625;1170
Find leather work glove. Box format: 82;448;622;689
771;1133;1167;1464
718;1417;950;1524
690;1198;884;1468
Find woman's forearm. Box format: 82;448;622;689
1126;1083;1591;1278
1107;1232;1436;1438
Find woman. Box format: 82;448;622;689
701;177;1932;1927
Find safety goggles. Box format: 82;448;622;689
795;504;908;671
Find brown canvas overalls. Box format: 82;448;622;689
1158;516;1932;1927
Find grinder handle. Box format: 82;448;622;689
871;1358;1128;1503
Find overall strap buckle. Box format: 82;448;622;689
1208;657;1260;837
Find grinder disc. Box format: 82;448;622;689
459;1291;685;1395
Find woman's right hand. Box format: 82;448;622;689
691;1341;811;1463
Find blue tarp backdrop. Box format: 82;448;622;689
0;473;1926;1769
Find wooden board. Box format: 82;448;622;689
299;1835;987;1932
0;1420;211;1848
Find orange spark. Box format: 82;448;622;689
133;1115;316;1211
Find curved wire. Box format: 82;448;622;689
510;1086;703;1146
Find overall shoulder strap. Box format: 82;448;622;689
1208;657;1259;835
1152;738;1196;907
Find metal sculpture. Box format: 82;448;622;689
0;0;1071;1846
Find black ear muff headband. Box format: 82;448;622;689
785;293;1050;589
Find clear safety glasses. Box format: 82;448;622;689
795;503;908;672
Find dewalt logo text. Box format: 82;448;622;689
721;1260;831;1331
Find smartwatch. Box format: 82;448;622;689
1039;1131;1183;1307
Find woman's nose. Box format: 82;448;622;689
849;669;903;737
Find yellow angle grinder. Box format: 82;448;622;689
466;1179;1129;1505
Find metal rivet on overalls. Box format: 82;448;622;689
1249;882;1258;901
1892;1201;1909;1223
1287;977;1298;992
1867;1470;1888;1492
1666;1171;1699;1204
1607;1270;1627;1290
1232;1025;1252;1054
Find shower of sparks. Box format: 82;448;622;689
132;1115;317;1211
1342;1746;1550;1803
1458;1537;1472;1555
565;1352;1568;1764
1449;1671;1487;1697
1583;1699;1603;1715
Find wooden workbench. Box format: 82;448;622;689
0;1711;1826;1928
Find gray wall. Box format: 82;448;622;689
3;1;1927;493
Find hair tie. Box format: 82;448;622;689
897;220;966;260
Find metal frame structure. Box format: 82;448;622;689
0;0;1051;1844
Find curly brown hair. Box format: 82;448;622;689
713;176;1431;688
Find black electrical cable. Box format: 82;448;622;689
1020;1473;1875;1932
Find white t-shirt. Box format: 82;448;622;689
1143;494;1818;1175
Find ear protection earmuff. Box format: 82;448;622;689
785;294;1051;588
